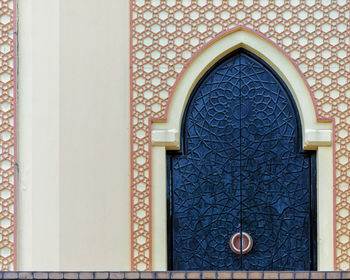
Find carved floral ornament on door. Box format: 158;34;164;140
130;0;349;271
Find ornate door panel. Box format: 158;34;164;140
167;50;316;271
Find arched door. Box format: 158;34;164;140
167;49;317;271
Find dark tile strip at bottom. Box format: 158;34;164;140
0;271;349;279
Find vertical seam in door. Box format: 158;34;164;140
239;54;243;263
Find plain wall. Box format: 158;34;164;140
17;0;130;270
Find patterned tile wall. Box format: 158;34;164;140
0;0;15;271
130;0;349;271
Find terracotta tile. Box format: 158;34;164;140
3;273;18;279
326;272;341;279
140;272;155;279
203;271;217;279
18;273;33;280
218;271;232;279
48;273;64;279
156;272;170;279
64;273;79;279
310;272;325;279
110;272;125;279
171;272;186;279
248;272;263;279
95;272;109;279
187;272;201;279
263;272;279;279
295;272;309;279
79;273;94;279
342;272;350;279
34;273;49;279
233;271;247;279
279;272;294;279
125;272;140;279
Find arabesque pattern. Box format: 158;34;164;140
0;0;15;271
169;51;314;271
130;0;349;270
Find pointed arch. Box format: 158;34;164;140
151;26;334;270
152;26;332;149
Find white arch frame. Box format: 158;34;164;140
151;28;334;270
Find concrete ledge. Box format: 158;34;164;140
152;129;179;147
1;271;349;279
304;129;332;147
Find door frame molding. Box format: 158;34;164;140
151;26;334;270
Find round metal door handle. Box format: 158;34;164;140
229;232;253;255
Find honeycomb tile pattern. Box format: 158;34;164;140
130;0;349;271
0;0;15;271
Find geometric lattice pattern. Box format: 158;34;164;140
0;0;15;271
170;51;314;271
130;0;350;270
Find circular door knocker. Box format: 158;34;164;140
229;232;253;255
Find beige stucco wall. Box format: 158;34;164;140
17;0;130;270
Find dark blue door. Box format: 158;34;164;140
167;50;316;271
